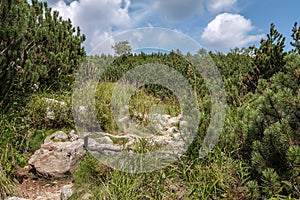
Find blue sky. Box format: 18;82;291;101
45;0;300;54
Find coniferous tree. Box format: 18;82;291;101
241;54;300;198
252;23;287;82
0;0;86;111
291;22;300;54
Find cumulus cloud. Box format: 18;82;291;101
201;13;264;52
205;0;237;12
51;0;131;53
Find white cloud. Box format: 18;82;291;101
51;0;131;53
201;13;264;52
205;0;237;12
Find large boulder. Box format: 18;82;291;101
29;131;85;178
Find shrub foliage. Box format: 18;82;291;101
0;0;85;111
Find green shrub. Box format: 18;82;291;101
26;129;60;154
261;168;282;198
245;180;260;200
0;0;85;112
239;54;300;198
25;92;73;130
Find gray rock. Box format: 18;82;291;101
179;120;188;127
44;131;68;144
61;184;73;200
46;107;55;120
68;130;79;141
94;136;113;145
90;141;121;152
29;139;85;178
87;137;122;156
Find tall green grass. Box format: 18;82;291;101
0;114;27;198
95;82;181;133
71;148;251;199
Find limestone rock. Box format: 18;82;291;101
46;107;55;120
61;184;73;200
94;136;114;145
29;139;85;178
88;137;122;156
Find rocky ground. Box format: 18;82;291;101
7;112;186;200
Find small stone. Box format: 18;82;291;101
95;136;113;145
69;130;79;141
44;131;68;144
46;108;55;120
179;121;188;127
61;184;73;200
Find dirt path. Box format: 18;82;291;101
14;177;73;200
